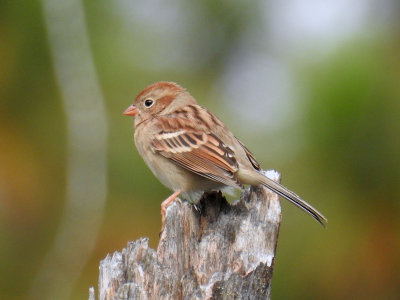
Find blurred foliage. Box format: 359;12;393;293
1;1;400;299
272;37;400;300
304;39;400;199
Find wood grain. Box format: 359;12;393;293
92;171;282;300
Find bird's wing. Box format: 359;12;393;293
235;138;261;171
151;123;242;189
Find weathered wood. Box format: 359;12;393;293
92;170;282;300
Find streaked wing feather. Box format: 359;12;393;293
236;138;261;170
151;130;242;189
170;152;240;188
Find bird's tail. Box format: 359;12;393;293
252;171;327;226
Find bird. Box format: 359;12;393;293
124;81;327;230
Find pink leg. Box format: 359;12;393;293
161;189;182;232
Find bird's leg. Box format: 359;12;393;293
161;189;182;232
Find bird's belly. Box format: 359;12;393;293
142;152;228;200
134;132;232;201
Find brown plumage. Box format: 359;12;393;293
124;81;327;230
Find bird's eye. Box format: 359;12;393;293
144;99;154;107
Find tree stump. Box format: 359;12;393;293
90;170;282;300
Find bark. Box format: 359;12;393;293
91;170;282;300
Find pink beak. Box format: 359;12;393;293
123;105;139;116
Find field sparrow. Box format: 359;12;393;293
124;81;327;229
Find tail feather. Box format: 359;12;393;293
256;172;327;227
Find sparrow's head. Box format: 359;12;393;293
123;81;196;126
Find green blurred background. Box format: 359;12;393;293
1;1;400;299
